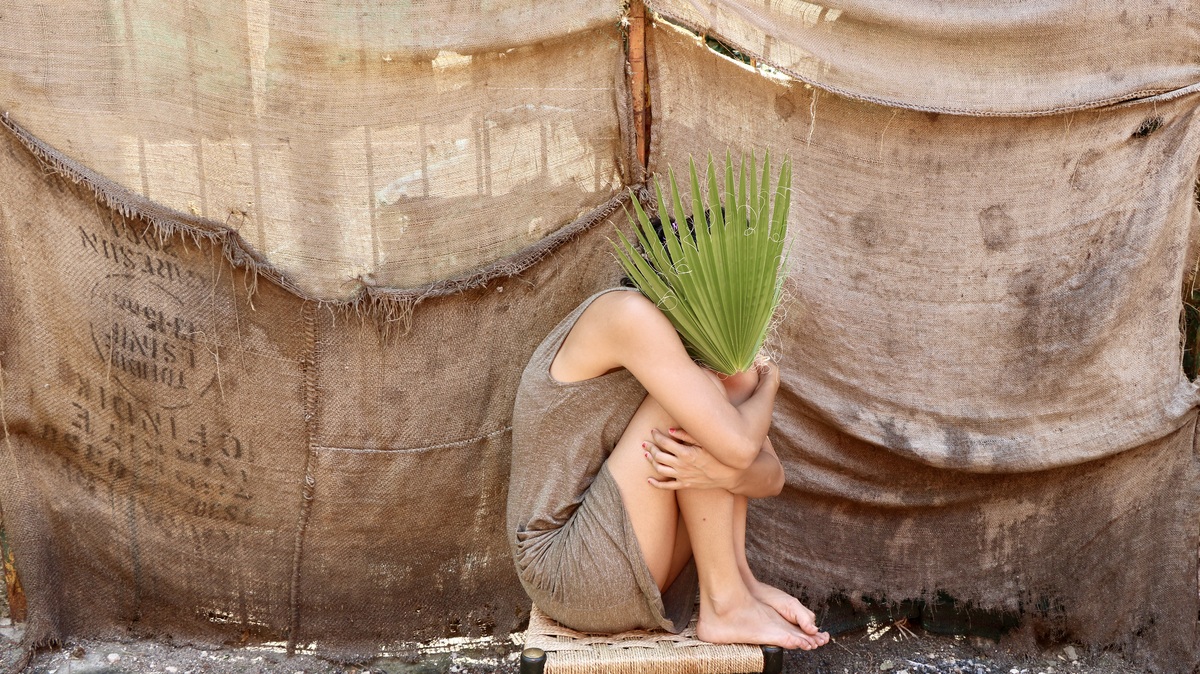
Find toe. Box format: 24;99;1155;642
797;611;820;635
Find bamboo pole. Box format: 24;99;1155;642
0;512;26;623
628;0;650;172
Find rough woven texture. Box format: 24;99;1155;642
0;1;628;300
647;0;1200;116
2;3;1200;673
650;24;1200;669
651;25;1200;470
525;605;764;674
0;122;637;658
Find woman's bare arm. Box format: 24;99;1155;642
731;437;784;497
600;292;777;470
551;291;777;470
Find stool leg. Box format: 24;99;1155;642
760;645;783;674
520;647;547;674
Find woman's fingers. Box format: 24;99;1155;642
665;427;698;445
643;444;679;472
647;477;684;490
643;438;682;464
649;429;695;458
643;442;678;474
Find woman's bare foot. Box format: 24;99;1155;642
746;579;830;646
697;593;821;650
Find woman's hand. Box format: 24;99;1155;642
643;427;738;491
754;355;779;393
645;425;786;498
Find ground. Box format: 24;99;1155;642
0;587;1152;674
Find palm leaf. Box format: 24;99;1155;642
612;152;793;374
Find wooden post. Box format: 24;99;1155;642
628;0;650;172
0;512;26;623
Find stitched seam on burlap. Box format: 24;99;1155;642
286;302;320;655
644;4;1200;118
314;426;512;454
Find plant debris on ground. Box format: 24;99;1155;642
0;595;1152;674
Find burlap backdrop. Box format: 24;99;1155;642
646;25;1200;668
0;121;637;658
3;1;1200;672
646;0;1200;115
0;1;628;299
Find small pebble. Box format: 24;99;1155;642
881;660;895;671
1064;645;1078;661
107;653;121;664
166;667;179;673
70;646;85;659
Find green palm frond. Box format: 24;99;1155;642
612;152;792;375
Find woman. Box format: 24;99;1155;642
507;285;829;650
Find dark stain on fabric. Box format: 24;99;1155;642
1006;210;1133;373
55;357;77;386
978;204;1016;252
878;417;913;452
848;207;908;250
850;269;871;291
1132;117;1163;139
774;94;795;121
943;426;972;468
882;337;901;359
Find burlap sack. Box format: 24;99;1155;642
0;119;638;658
646;0;1200;115
0;1;629;299
650;24;1200;670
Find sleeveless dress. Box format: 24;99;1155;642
507;288;699;633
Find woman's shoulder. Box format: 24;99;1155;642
587;289;672;330
578;289;683;361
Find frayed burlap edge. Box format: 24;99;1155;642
0;112;640;335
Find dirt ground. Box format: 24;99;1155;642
0;586;1155;674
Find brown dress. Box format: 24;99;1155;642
507;288;699;633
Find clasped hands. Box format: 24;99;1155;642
643;427;740;491
642;355;777;492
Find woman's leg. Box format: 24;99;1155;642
604;395;684;588
733;495;826;641
605;391;819;650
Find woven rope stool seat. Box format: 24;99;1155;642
519;604;783;674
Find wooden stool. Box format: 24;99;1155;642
519;605;784;674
